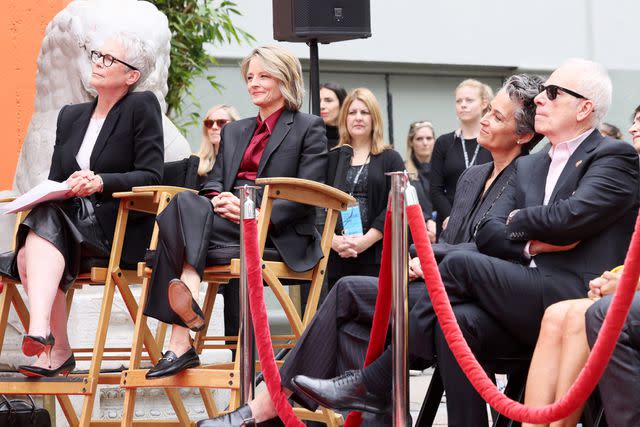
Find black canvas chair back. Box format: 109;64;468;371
121;155;201;267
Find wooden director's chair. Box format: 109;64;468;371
0;157;200;426
119;177;354;426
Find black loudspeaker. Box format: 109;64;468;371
273;0;371;43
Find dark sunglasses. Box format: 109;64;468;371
204;118;229;129
539;84;587;101
90;50;138;70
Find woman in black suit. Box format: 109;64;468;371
430;79;494;235
0;34;163;377
142;45;328;379
326;88;404;291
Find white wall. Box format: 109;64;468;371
180;0;640;154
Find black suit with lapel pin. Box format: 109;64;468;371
143;108;328;332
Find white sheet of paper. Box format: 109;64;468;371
0;180;70;214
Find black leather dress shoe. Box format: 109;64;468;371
18;354;75;378
145;347;200;379
291;370;389;415
196;404;284;426
168;279;206;332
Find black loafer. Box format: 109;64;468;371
145;347;200;379
291;370;389;415
197;404;284;426
197;404;256;426
168;279;206;332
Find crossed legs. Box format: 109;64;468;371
16;230;72;369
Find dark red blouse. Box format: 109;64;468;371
236;108;284;181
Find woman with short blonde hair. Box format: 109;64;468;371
240;45;304;111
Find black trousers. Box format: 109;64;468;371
586;292;640;426
280;276;425;411
434;304;530;427
144;191;240;333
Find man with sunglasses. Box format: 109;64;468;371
290;58;640;426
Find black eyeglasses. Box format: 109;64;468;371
204;118;229;129
90;50;138;71
539;84;587;101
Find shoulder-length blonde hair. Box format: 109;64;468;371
405;121;436;176
240;45;304;111
337;88;389;155
197;104;240;176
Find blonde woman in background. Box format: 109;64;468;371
430;79;494;236
406;120;437;242
195;104;240;187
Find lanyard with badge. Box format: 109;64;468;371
341;155;369;236
458;130;480;169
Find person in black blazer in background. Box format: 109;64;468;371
142;45;328;380
0;34;163;377
319;82;347;149
430;79;494;235
405;120;437;242
326;88;405;291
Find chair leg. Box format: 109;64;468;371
0;284;16;355
492;369;527;427
415;365;444;427
121;273;191;426
200;387;220;418
193;282;219;354
79;268;120;426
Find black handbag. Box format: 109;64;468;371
0;395;51;427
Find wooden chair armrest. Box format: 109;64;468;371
131;185;197;197
0;197;16;203
255;177;354;211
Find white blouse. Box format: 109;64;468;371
76;117;106;170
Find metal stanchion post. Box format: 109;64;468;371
237;184;260;404
387;172;411;426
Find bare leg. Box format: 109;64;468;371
166;262;201;355
17;231;70;369
523;300;582;427
248;388;292;423
549;299;594;427
21;231;65;338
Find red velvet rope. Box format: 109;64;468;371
405;203;640;423
243;218;304;426
344;208;394;427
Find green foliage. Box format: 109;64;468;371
153;0;254;131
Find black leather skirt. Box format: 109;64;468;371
0;197;110;292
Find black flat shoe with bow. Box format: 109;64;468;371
145;346;200;379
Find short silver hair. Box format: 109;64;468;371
503;74;543;136
111;32;156;91
561;58;612;127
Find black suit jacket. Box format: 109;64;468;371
476;130;639;305
200;109;328;272
49;91;164;260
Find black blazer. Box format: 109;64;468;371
476;130;640;306
328;147;405;265
48;91;164;253
430;131;492;223
200;109;328;272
